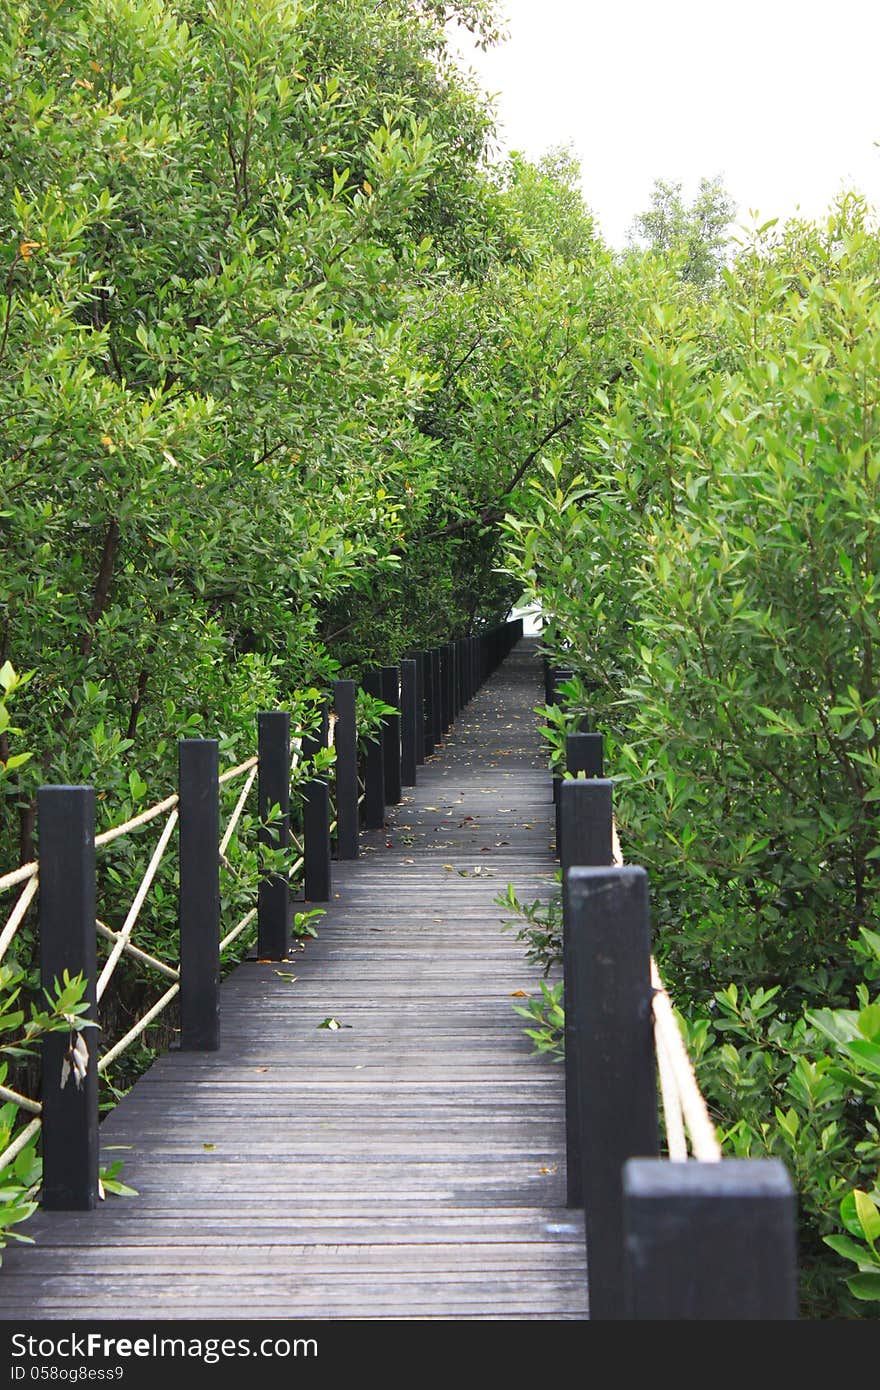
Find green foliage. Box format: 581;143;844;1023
627;175;736;286
497;879;562;974
512;979;564;1061
501;193;880;1316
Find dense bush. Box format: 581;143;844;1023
502;198;880;1315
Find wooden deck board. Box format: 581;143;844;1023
0;638;587;1321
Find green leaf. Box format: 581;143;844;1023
853;1190;880;1247
846;1273;880;1301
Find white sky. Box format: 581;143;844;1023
452;0;880;248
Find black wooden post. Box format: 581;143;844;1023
445;643;455;727
400;658;417;788
623;1159;798;1319
302;699;331;902
38;785;98;1210
438;646;449;733
556;731;604;855
362;669;385;830
457;638;466;711
564;865;659;1320
380;666;402;805
430;648;442;746
332;680;359;860
558;778;614;1209
422;650;435;757
409;651;426;766
258;711;290;959
566;732;603;778
179;739;220;1051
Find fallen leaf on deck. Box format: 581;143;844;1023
511;990;529;998
318;1017;351;1030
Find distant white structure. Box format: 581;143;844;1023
508;600;543;635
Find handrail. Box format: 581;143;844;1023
95;809;179;1002
612;815;719;1161
219;761;258;858
0;753;261;1168
650;959;721;1162
0;874;39;965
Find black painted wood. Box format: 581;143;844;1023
565;865;658;1320
421;649;434;757
179;739;220;1051
380;666;402;806
4;639;584;1320
332;680;359;860
558;779;614;1208
361;670;386;831
400;659;417;788
555;731;606;853
412;650;426;765
38;785;99;1211
430;648;442;746
257;711;290;959
623;1159;797;1319
302;700;331;902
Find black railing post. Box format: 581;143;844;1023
38;784;99;1210
438;646;449;734
332;680;359;860
623;1159;798;1319
258;711;290;959
430;648;442;746
179;739;220;1051
558;778;614;1209
457;637;466;711
564;864;659;1320
302;699;331;902
380;666;402;806
422;651;435;758
556;731;604;855
409;651;426;766
400;658;417;788
445;642;455;727
362;669;386;830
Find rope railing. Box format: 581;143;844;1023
0;1116;41;1173
97;983;180;1074
611;815;719;1162
220;906;257;954
0;751;263;1171
650;959;721;1163
94;793;179;849
0;1082;41;1115
0;860;38;893
95;808;179;1003
95;920;179;982
219;761;258;859
0;873;39;966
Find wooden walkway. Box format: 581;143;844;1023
0;639;586;1320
